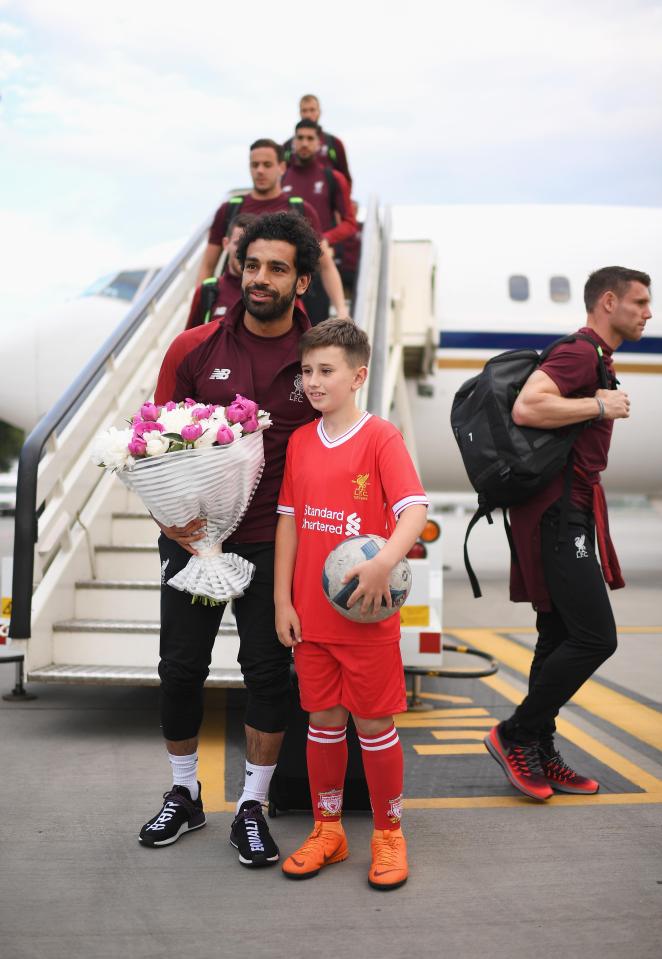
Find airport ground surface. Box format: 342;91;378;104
1;504;661;959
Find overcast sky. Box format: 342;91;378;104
1;0;661;320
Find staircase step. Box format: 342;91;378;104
51;619;239;669
27;664;245;687
95;544;160;579
75;580;161;620
111;512;157;544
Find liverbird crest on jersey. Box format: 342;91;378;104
574;534;589;559
352;472;370;501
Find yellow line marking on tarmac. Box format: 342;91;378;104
452;628;662;754
395;707;490;721
417;691;474;704
415;744;486;756
432;731;489;741
400;717;497;728
197;689;235;814
467;626;662;635
481;672;662;793
403;793;662;809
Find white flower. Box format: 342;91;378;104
208;407;228;428
158;407;194;436
193;427;217;449
145;433;170;457
90;426;133;470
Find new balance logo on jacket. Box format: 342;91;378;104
209;368;231;380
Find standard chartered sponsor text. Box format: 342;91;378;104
303;504;346;535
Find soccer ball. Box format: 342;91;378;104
322;534;412;623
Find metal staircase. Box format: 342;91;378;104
10;199;438;686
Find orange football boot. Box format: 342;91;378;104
368;827;409;890
281;821;348;880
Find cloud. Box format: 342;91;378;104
1;0;661;327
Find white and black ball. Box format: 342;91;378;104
321;534;412;623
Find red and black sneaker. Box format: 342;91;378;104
484;723;553;801
540;746;599;794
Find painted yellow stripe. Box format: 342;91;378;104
417;691;474;704
453;628;662;753
404;793;662;809
432;731;489;741
402;717;497;728
197;689;235;813
482;672;662;793
415;744;486;756
395;707;490;720
484;626;662;636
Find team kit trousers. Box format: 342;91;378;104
503;505;618;746
157;536;291;741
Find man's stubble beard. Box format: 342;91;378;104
242;280;298;324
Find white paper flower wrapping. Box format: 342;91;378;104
117;431;265;602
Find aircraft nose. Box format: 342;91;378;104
0;320;38;432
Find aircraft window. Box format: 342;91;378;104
81;270;147;302
550;276;570;303
508;275;529;301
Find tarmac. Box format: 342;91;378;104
1;503;661;959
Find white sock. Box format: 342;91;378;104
168;752;199;800
236;761;276;812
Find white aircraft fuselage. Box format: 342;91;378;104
392;204;662;496
1;205;660;496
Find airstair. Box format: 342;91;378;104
8;199;439;687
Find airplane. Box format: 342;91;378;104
1;204;660;496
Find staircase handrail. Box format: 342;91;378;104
10;215;212;640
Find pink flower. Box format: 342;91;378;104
140;402;160;422
181;423;203;442
216;425;235;445
133;421;165;437
132;414;142;426
191;404;215;421
241;414;259;432
226;394;259;425
184;397;197;407
128;435;147;456
164;401;178;411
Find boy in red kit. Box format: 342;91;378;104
274;320;428;890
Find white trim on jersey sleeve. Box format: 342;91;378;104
276;504;295;516
392;494;429;518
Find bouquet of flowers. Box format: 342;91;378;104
91;396;271;603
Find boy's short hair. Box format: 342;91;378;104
299;318;370;367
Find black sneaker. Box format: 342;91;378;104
230;800;280;867
139;783;206;847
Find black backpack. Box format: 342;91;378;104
450;334;611;597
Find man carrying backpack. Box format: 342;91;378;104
484;266;652;801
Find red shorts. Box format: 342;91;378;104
294;640;407;719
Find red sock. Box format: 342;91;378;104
358;725;404;830
307;725;348;822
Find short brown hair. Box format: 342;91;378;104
249;138;284;163
299;318;370;366
584;266;651;312
300;94;319;107
230;212;258;234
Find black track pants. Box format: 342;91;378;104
503;507;617;743
157;536;292;741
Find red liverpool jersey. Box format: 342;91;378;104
277;413;428;645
